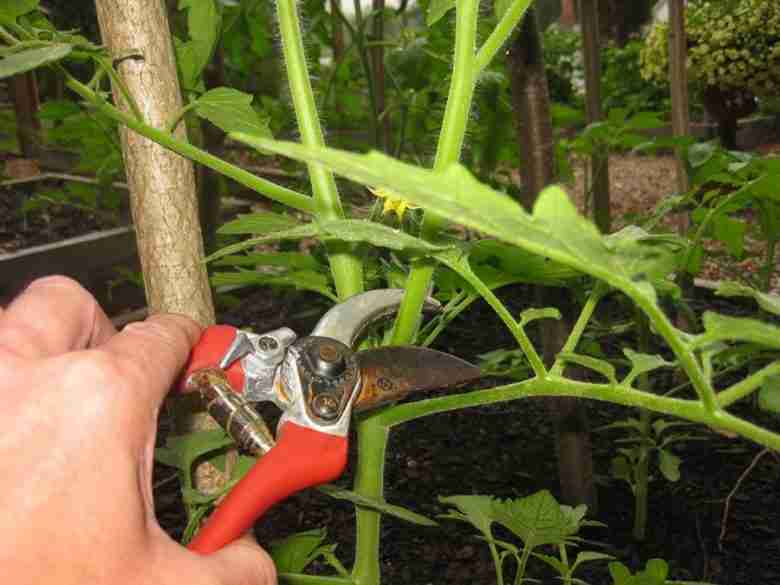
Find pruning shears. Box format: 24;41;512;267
180;289;481;554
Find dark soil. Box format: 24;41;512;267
0;182;118;254
154;286;780;585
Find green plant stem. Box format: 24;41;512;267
350;417;389;585
94;55;143;121
474;0;533;73
633;407;651;540
717;361;780;408
439;254;546;376
372;377;780;451
514;542;533;585
632;291;717;414
551;283;606;376
276;0;364;300
420;291;476;347
349;0;381;149
489;541;505;585
62;77;315;213
761;235;777;293
278;574;354;585
390;0;480;345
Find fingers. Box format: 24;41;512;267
206;533;278;585
0;276;116;360
98;313;202;409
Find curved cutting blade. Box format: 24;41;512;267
352;346;481;413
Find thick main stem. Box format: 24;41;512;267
351;418;390;585
276;0;364;300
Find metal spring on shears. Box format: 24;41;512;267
186;369;276;457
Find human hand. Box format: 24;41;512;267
0;276;277;585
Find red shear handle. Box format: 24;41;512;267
180;325;245;392
187;421;349;554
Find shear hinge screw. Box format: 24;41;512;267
257;336;278;352
311;393;340;420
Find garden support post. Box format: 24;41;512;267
10;71;41;158
507;7;597;510
94;0;225;496
668;0;691;196
579;0;610;234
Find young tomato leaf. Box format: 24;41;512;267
519;307;562;327
622;348;674;386
657;449;681;482
715;281;780;316
193;87;271;138
206;223;319;262
491;490;585;548
558;352;617;384
427;0;455;25
154;429;233;473
210;269;336;301
319;219;448;253
697;313;780;350
218;210;299;235
0;0;38;22
439;495;496;538
214;251;321;271
758;375;780;416
320;485;437;526
270;528;330;573
0;44;72;78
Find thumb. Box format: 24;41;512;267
205;533;277;585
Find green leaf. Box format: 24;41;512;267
0;0;38;22
213;252;321;271
491;490;585;548
532;552;569;576
626;111;664;131
698;313;780;350
0;44;72;78
688;141;717;168
176;0;220;86
270;529;329;573
206;223;319;262
193;87;271;138
611;455;634;486
712;214;745;257
644;558;670;581
233;138;669;308
319;219;448;253
758;375;780;415
622;348;674;386
571;551;615;571
218;210;299;235
657;449;681;482
427;0;455;26
154;429;233;473
519;307;562;326
210;269;336;301
38;99;81;120
715;282;780;316
608;561;633;585
559;352;617;384
469;239;581;285
319;485;437;526
439;495;496;538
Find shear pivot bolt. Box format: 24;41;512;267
257;336;278;352
311;393;340;420
311;341;346;377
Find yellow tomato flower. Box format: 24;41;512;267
369;187;419;221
